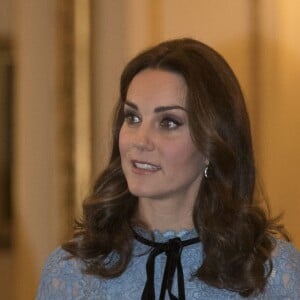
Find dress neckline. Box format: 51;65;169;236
133;227;200;300
133;226;198;243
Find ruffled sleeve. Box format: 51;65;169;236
36;247;106;300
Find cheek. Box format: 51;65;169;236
163;139;203;169
119;127;129;155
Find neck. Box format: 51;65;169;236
137;197;194;232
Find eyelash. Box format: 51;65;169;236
124;111;141;125
160;117;182;130
123;111;183;130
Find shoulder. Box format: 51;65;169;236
271;238;300;276
265;239;300;297
36;247;106;300
272;238;300;265
40;247;84;276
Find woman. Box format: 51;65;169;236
37;38;300;299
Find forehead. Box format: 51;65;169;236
127;69;187;107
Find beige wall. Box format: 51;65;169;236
4;1;300;299
12;0;60;299
258;0;300;246
0;0;12;38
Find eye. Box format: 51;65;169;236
124;111;141;125
160;117;182;130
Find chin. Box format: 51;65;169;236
128;187;150;198
128;185;158;199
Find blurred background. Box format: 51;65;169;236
0;0;299;299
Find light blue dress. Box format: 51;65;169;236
36;228;300;299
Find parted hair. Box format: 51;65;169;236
63;38;287;297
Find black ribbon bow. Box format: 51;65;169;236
134;231;199;300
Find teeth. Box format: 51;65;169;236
134;162;160;170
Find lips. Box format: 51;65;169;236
132;160;161;171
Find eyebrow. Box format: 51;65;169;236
124;100;186;113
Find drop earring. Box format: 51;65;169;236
204;165;209;178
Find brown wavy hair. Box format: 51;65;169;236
63;38;287;296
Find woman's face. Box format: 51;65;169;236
119;69;207;204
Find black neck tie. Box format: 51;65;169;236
133;230;200;300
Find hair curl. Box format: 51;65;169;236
63;38;288;296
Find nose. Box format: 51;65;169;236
132;123;155;151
